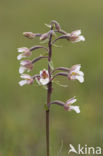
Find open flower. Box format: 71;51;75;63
19;60;33;74
67;30;85;43
64;97;80;113
39;69;49;85
19;74;34;86
68;64;84;83
17;47;31;60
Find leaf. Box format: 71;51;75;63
49;60;54;70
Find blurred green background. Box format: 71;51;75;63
0;0;103;155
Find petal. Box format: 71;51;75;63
18;47;28;53
72;30;81;36
20;60;27;65
19;66;26;74
17;54;23;60
66;97;77;105
40;78;49;85
20;74;31;79
76;75;84;83
18;48;24;53
71;64;81;72
79;35;85;41
18;80;27;86
78;71;84;76
40;69;49;77
69;106;80;113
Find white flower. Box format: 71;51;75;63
68;64;84;83
19;60;33;74
17;47;31;60
67;30;85;43
39;69;49;85
19;74;34;86
64;97;80;113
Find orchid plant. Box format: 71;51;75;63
17;20;85;156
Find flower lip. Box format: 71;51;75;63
39;69;49;85
40;69;49;79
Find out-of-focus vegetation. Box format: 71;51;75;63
0;0;103;155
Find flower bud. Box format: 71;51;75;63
40;32;49;40
51;20;61;31
23;32;36;39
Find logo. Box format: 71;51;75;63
68;144;102;155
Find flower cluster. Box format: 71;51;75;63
17;20;85;114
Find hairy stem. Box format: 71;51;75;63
46;26;53;156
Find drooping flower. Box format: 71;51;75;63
68;64;84;83
64;97;80;113
39;69;49;85
67;30;85;43
19;74;34;86
19;60;33;74
17;47;31;60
